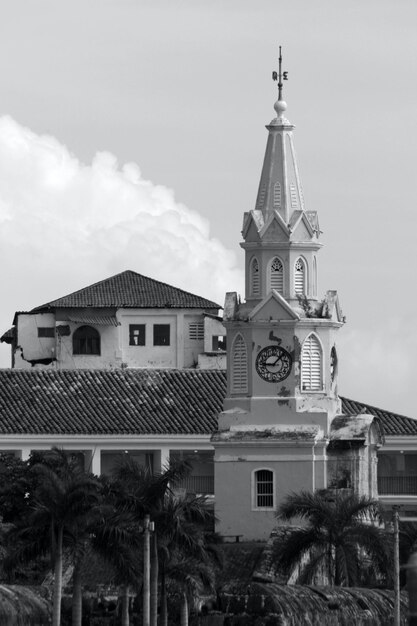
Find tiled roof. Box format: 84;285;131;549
0;328;15;344
0;368;414;438
33;270;220;311
0;369;227;436
341;397;417;437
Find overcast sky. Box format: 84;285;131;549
0;0;415;417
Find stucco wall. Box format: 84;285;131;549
14;313;56;367
214;443;326;540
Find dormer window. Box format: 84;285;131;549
273;182;281;208
301;333;323;391
290;183;298;208
269;257;284;294
294;258;306;294
73;326;100;355
250;257;260;297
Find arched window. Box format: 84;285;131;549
250;257;260;297
269;257;284;294
273;182;281;208
294;257;306;295
252;469;274;509
73;326;100;355
231;334;248;394
301;333;323;391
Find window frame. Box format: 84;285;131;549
153;324;170;347
37;327;55;338
212;335;226;351
129;324;146;346
301;332;324;393
252;468;275;511
294;256;307;295
250;256;260;297
72;325;101;356
231;333;248;395
268;256;284;294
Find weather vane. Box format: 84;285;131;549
272;46;288;100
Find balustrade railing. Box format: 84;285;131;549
177;475;214;495
378;475;417;495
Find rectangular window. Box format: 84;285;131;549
189;322;204;341
129;324;146;346
38;327;55;338
153;324;170;346
256;470;274;508
212;335;226;351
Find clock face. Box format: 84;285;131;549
255;345;292;383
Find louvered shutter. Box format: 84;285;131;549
294;258;305;294
232;335;248;394
270;257;283;294
189;322;204;340
251;258;260;296
273;182;281;208
301;334;322;391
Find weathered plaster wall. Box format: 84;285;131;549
214;443;326;540
14;313;56;367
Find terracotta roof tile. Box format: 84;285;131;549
0;369;414;438
33;270;220;311
0;369;226;436
341;397;417;437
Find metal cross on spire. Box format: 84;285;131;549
272;46;288;100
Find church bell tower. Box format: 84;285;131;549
212;50;345;540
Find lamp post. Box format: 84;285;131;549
393;506;401;626
143;515;154;626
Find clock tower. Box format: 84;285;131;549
212;52;347;540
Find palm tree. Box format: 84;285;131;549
112;455;191;626
156;492;220;626
5;449;102;626
164;555;217;626
274;489;391;586
90;476;144;626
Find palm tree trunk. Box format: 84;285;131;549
71;560;83;626
150;532;158;626
180;592;188;626
160;566;168;626
120;585;130;626
52;525;64;626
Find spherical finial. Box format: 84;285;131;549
274;98;287;118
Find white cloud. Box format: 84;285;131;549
0;116;244;365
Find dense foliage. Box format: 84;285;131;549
273;489;392;587
0;450;219;626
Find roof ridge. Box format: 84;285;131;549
30;269;220;311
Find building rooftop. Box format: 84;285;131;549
341;397;417;437
32;270;220;311
0;369;414;438
0;369;225;436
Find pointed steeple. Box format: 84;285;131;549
254;48;304;225
241;49;321;305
